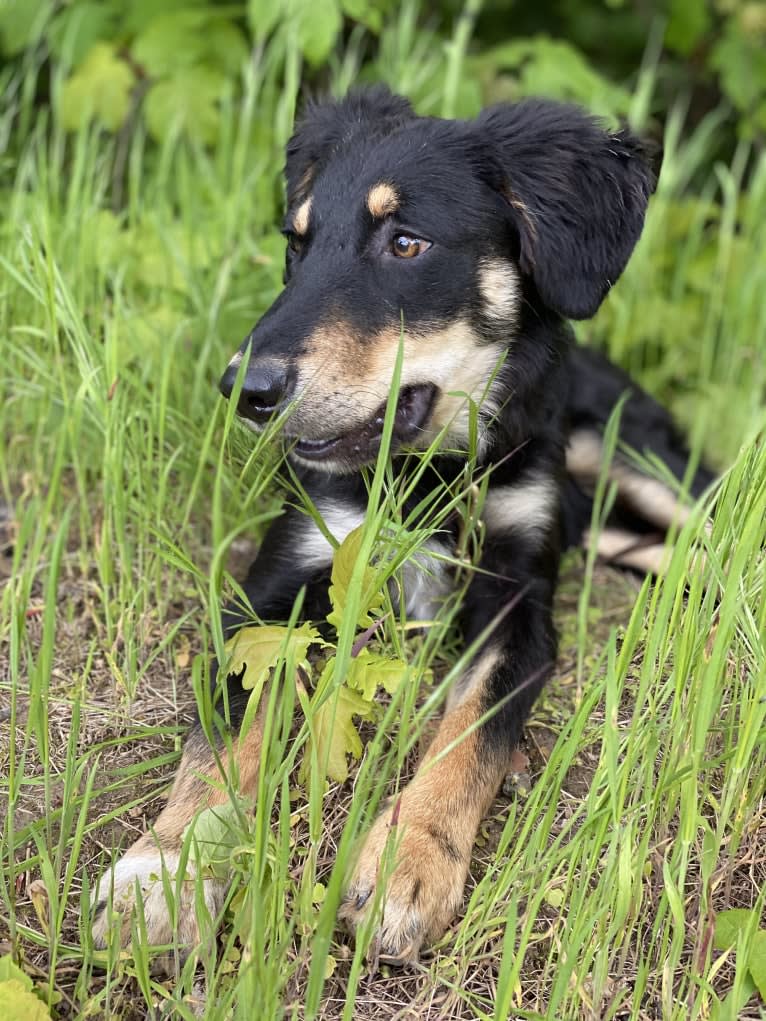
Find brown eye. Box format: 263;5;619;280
287;233;303;254
392;234;430;259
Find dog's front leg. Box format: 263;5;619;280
91;501;347;956
340;543;557;964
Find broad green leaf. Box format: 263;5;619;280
750;930;766;1000
184;798;247;880
0;0;49;57
144;66;227;145
0;980;52;1021
226;623;319;695
308;683;374;782
122;0;208;36
294;0;342;66
60;42;134;132
713;908;757;950
0;957;32;990
341;0;383;33
248;0;286;40
327;526;384;631
665;0;711;57
134;11;248;77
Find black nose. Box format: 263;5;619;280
219;357;293;422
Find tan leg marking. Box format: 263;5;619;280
92;713;264;955
567;429;692;531
340;656;507;963
586;526;672;575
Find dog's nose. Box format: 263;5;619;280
219;358;293;422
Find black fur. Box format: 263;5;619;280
210;87;710;942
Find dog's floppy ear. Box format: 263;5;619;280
476;100;657;320
285;86;416;205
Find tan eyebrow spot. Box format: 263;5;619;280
367;182;399;219
293;196;313;236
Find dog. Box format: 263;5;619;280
92;86;713;964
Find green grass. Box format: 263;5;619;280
1;19;765;1021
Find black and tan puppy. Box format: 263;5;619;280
93;87;712;962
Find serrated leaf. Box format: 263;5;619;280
347;649;408;700
327;526;384;631
307;682;374;782
226;622;319;695
713;908;758;951
144;66;227;145
184;798;246;880
0;980;52;1021
60;42;134;132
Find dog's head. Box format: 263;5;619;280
220;86;656;472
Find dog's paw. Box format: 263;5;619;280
338;801;470;965
91;833;226;955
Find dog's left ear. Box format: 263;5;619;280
475;100;657;320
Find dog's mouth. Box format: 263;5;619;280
290;383;438;466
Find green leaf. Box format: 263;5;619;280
121;0;208;37
341;0;384;33
144;66;227;145
327;526;384;631
133;10;248;77
48;2;122;65
226;623;319;695
750;931;766;1000
665;0;711;57
294;0;343;66
60;42;134;133
0;957;32;990
0;979;52;1021
0;0;50;57
308;681;374;782
184;798;247;880
348;649;409;700
713;908;757;950
248;0;286;41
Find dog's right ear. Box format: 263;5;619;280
285;86;415;205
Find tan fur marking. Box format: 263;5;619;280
478;258;520;325
588;526;672;575
340;650;509;959
291;319;506;460
293;196;313;236
567;429;692;532
367;182;399;219
155;717;264;844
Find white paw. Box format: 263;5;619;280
91;834;226;954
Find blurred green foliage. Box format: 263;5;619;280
1;0;765;153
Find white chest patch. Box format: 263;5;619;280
398;537;454;623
